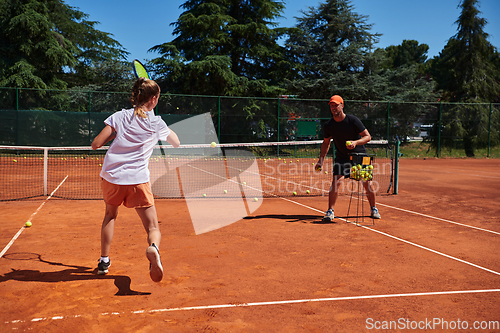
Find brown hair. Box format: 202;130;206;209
130;78;160;118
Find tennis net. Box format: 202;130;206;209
0;140;396;201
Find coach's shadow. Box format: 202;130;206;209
0;253;150;296
244;214;336;224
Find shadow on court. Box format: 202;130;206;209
243;214;333;224
0;252;150;296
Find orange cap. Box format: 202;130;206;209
328;95;344;105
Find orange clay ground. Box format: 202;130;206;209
1;158;499;332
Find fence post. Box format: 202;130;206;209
437;102;442;158
277;97;281;156
15;88;19;145
88;91;92;145
487;103;492;158
386;102;390;142
218;96;221;142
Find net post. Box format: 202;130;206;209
43;148;48;196
394;141;400;195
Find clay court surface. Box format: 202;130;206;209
1;158;499;332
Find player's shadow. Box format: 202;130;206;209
0;253;151;296
243;214;335;224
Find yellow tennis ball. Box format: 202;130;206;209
202;193;207;197
253;197;258;202
346;141;352;146
293;191;297;196
210;142;216;148
306;190;310;194
223;190;227;194
25;221;32;227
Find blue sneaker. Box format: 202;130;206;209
371;207;381;219
323;209;334;222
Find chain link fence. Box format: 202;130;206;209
1;88;498;157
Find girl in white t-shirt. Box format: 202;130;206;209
91;78;180;282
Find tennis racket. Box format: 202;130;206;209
133;59;151;79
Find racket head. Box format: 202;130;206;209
133;59;150;79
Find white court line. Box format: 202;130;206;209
375;202;500;236
5;289;500;325
3;170;500;325
236;164;500;236
186;164;500;277
342;219;500;276
275;197;500;277
0;176;68;259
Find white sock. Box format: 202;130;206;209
100;256;109;263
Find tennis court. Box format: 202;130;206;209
1;157;500;332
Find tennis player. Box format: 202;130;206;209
91;78;180;282
315;95;381;222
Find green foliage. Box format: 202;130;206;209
150;0;288;97
282;0;381;100
0;0;128;89
383;40;429;70
428;0;500;156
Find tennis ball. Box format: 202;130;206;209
13;159;17;162
202;193;207;197
223;190;228;194
210;142;216;148
243;182;246;185
306;190;310;194
25;221;32;227
346;141;352;146
293;191;297;196
253;197;258;202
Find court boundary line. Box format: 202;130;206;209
220;160;500;236
4;289;500;325
0;176;68;259
374;202;500;236
276;197;500;277
178;162;500;277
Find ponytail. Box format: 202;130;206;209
130;78;160;118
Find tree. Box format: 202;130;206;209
430;0;500;156
383;40;429;70
0;0;128;89
282;0;381;100
150;0;289;97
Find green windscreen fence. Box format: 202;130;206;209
1;88;499;157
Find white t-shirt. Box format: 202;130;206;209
100;108;171;185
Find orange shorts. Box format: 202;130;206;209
101;179;155;208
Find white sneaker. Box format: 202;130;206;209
323;209;334;222
146;243;163;282
371;207;381;219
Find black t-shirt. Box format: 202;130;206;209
323;114;367;159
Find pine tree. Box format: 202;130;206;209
150;0;289;97
430;0;500;156
282;0;380;100
383;40;429;70
0;0;128;89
